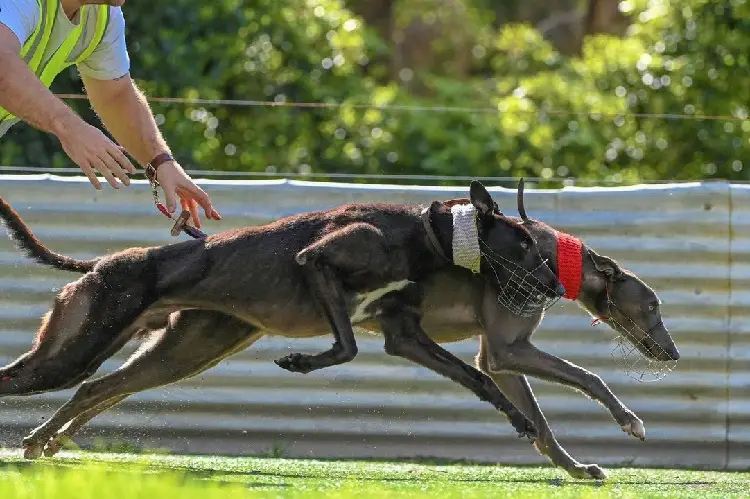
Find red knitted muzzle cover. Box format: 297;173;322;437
556;231;583;300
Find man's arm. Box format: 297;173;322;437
0;24;135;188
82;73;221;224
0;25;75;135
81;73;169;166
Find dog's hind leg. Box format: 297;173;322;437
276;223;393;374
378;309;536;440
44;311;261;457
42;395;127;456
0;272;148;397
23;309;261;459
476;336;606;480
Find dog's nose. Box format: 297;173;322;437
555;283;566;297
668;345;680;361
659;337;680;361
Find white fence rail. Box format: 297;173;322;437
0;175;744;470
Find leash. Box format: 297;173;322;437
145;154;207;240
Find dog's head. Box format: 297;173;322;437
494;183;679;363
466;181;565;308
576;249;680;362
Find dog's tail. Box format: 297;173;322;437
0;196;97;273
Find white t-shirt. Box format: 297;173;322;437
0;0;130;136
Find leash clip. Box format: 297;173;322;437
145;165;207;240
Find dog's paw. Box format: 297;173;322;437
567;463;607;480
43;435;69;457
274;353;314;374
507;410;537;441
23;443;43;460
621;415;646;441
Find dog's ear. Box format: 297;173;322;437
517;177;530;222
590;250;623;281
470;180;495;217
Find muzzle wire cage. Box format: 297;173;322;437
602;288;678;383
478;239;562;318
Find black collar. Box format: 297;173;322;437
420;206;451;263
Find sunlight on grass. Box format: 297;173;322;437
0;451;748;499
0;459;249;499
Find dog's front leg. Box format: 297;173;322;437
476;337;606;480
274;263;359;374
488;340;645;441
275;223;390;374
379;310;537;440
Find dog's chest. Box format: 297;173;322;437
349;279;412;324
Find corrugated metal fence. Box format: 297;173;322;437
0;175;745;470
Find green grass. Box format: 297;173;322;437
0;450;747;499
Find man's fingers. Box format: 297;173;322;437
189;187;217;220
162;183;178;214
111;145;137;175
187;199;201;228
79;162;102;190
101;152;131;186
91;157;120;189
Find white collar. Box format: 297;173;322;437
450;204;481;273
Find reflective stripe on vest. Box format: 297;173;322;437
0;0;110;124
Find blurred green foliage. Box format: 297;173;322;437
0;0;748;184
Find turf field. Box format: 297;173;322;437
0;450;746;499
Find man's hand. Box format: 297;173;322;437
156;161;221;228
54;116;137;190
0;22;136;189
0;24;136;189
82;75;222;228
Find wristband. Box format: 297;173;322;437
144;152;175;185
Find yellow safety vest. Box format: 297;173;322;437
0;0;109;125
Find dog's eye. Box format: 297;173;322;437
648;305;654;311
520;241;529;250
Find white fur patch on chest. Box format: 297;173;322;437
350;279;412;324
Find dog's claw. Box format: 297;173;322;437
621;416;646;441
275;353;314;374
568;463;607;480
